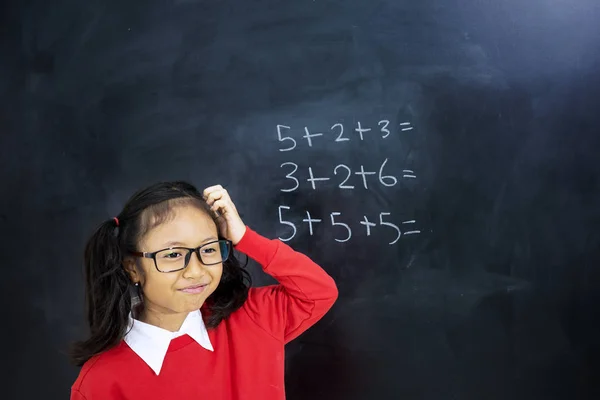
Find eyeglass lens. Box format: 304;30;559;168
154;240;230;272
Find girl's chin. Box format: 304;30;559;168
180;299;208;312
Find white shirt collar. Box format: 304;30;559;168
123;310;214;375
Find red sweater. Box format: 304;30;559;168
71;227;338;400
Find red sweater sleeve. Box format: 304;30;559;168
235;227;338;343
70;389;87;400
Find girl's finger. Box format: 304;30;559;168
203;185;225;200
205;189;229;206
210;199;233;216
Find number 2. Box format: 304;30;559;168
334;164;355;189
332;123;348;142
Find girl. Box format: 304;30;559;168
70;181;338;400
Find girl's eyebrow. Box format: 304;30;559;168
161;241;187;247
161;237;218;248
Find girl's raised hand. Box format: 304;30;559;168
203;185;246;245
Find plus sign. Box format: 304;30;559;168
354;121;371;140
355;165;376;189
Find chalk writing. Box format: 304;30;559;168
360;216;376;236
379;120;391;138
280;162;299;192
280;158;414;192
334;164;355;189
379;158;398;187
354;121;371;141
307;167;330;189
277;206;420;244
303;211;322;235
331;212;352;243
332;123;348;142
402;220;421;235
276;119;415;151
277;125;296;152
302;127;323;147
379;212;401;244
355;165;377;189
400;122;413;132
278;205;296;242
402;169;417;179
275;117;423;246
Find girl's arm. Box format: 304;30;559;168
71;389;87;400
236;227;338;343
203;185;337;343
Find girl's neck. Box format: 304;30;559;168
136;306;188;332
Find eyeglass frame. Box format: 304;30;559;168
129;239;232;273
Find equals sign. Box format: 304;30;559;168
400;122;414;132
402;220;421;235
403;170;416;179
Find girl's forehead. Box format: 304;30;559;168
140;205;217;248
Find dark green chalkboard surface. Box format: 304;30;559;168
1;0;599;398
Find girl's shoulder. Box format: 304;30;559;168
228;285;289;341
72;341;133;392
243;285;282;310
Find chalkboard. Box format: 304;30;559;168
2;0;600;399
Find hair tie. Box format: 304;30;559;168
113;217;120;227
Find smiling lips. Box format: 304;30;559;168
179;283;209;294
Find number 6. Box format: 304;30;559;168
379;158;397;187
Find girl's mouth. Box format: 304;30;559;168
179;284;208;294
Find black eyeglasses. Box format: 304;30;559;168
130;240;232;273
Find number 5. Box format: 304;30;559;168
278;206;296;242
380;212;401;244
277;125;296;152
330;212;352;242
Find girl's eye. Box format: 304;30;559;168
202;248;216;254
162;251;183;259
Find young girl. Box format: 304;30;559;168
70;181;338;400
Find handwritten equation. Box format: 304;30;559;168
275;117;422;245
281;158;416;192
279;206;421;245
277;120;414;151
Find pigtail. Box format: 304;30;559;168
69;219;132;366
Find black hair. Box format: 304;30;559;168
69;181;251;366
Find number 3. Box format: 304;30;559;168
280;162;299;192
379;120;390;138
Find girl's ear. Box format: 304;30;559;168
122;257;140;283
